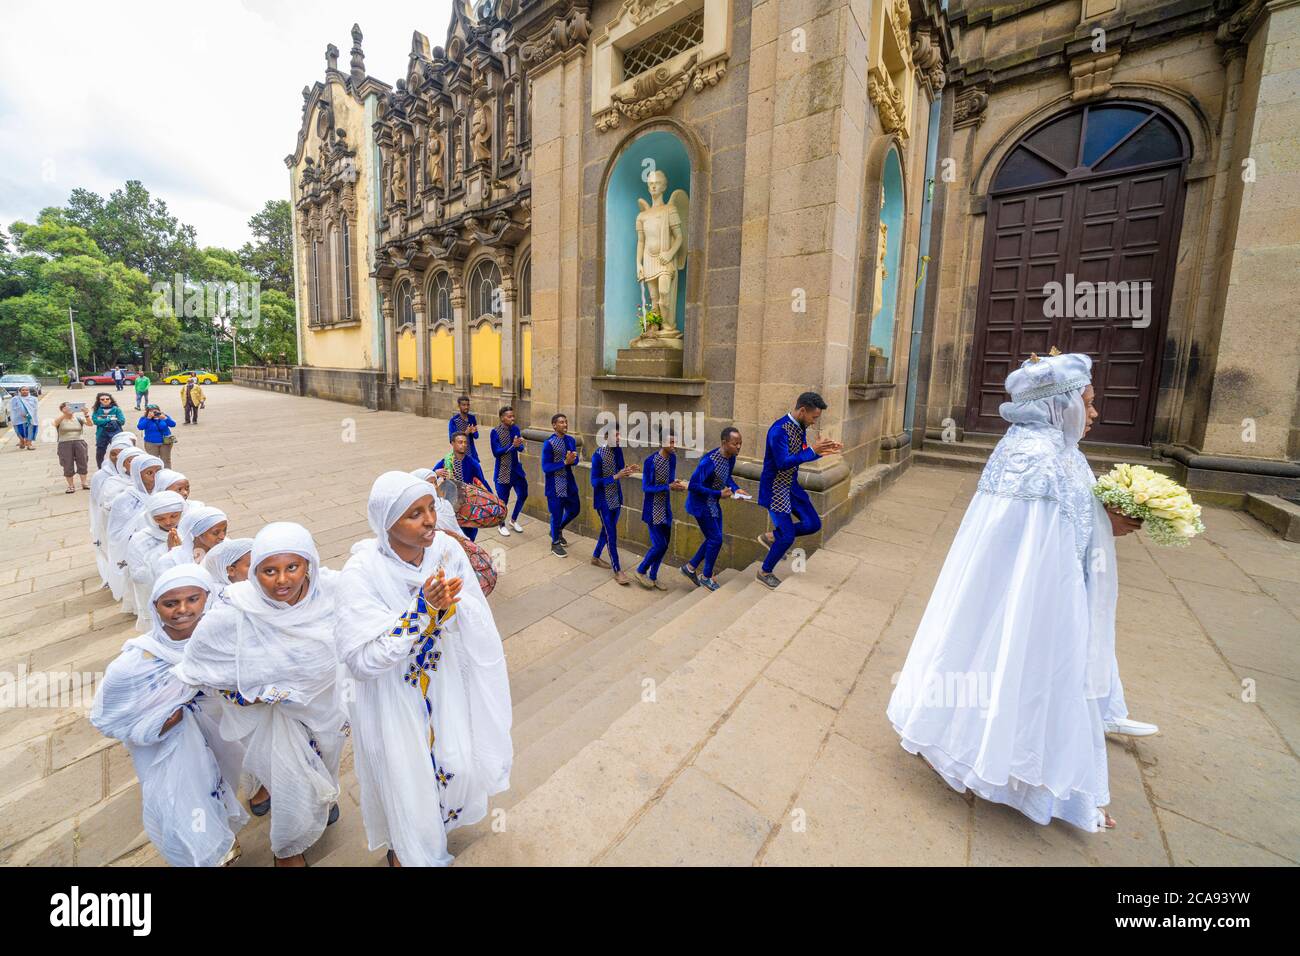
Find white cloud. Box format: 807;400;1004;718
0;0;454;249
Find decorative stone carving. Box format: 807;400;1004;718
613;0;678;27
391;144;409;206
325;43;339;72
1070;51;1122;102
427;129;445;190
954;86;989;128
868;66;907;136
502;92;517;164
633;169;688;349
521;8;592;64
471;91;494;165
597;52;699;130
911;27;946;94
349;23;366;86
1215;0;1265;52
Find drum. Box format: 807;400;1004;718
445;477;506;528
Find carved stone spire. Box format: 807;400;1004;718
326;43;340;73
350;24;366;85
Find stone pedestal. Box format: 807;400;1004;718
68;381;84;390
614;346;683;378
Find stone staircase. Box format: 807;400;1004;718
913;432;1179;478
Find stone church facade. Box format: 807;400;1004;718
259;0;1299;570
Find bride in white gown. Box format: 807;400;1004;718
887;351;1140;832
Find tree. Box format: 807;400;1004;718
238;199;294;293
65;181;199;281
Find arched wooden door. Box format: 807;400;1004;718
966;102;1190;444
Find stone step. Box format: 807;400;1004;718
915;445;1178;478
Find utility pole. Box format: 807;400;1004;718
68;307;79;379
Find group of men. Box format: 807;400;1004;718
440;391;844;591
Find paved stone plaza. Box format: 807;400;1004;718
1;385;1297;866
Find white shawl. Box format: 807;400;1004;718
125;491;186;630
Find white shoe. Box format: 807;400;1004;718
511;520;524;533
498;525;511;537
1104;717;1159;737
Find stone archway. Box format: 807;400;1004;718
965;101;1191;445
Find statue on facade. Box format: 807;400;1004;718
391;145;408;207
471;93;494;165
633;168;688;348
427;130;445;189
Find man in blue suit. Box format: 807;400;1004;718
636;428;687;589
490;405;528;537
756;391;841;588
542;412;581;557
590;425;637;585
682;426;743;591
436;431;490;540
448;394;480;462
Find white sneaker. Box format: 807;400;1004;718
498;525;511;537
1104;717;1159;737
511;520;524;533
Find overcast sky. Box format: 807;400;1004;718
0;0;454;250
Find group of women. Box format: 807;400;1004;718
87;430;512;867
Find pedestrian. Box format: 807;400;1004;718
434;432;490;541
9;384;39;450
174;522;348;867
54;401;93;493
755;391;842;588
635;427;687;589
91;392;128;467
448;395;480;461
887;351;1130;832
137;404;177;467
90;564;247;868
590;425;637;585
181;374;206;425
335;471;512;866
682;426;745;592
542;413;581;557
112;365;125;392
67;367;78;385
133;370;152;410
489;406;528;536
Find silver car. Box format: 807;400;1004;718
1;374;43;398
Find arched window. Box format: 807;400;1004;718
310;237;322;325
427;271;455;385
867;146;905;384
429;271;453;326
328;225;340;323
341;217;353;319
396;280;415;327
518;256;532;392
518;257;532;320
468;259;503;322
992;103;1187;194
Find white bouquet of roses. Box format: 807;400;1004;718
1093;463;1205;547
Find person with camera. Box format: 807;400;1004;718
54;401;94;493
91;392;128;467
137;403;178;467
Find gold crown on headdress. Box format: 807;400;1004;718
1027;346;1062;363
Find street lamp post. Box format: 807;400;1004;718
68;306;79;380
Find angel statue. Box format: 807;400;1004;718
633;168;688;349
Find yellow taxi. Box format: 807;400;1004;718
162;369;219;385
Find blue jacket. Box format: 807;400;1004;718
590;446;626;513
541;433;579;499
489;422;526;486
449;412;480;461
686;447;740;519
640;449;677;525
136;413;176;444
757;415;817;514
437;452;487;490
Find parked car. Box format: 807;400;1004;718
162;369;219;385
0;374;42;397
80;370;140;386
0;397;9;428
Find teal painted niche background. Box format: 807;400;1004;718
602;130;691;372
869;146;905;382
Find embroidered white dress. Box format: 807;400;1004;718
887;356;1117;832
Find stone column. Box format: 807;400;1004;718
499;251;517;399
1199;2;1300;472
378;278;396;388
450;269;469;393
413;287;430;389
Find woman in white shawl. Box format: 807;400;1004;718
155;506;228;574
99;447;145;603
90;564;248;867
125;491;187;630
337;471;512;866
202;537;254;603
91;434;139;588
412;467;462;534
887;351;1139;832
107;453;164;611
174;522;348;866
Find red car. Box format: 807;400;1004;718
81;370;140;386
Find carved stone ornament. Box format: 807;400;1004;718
953;86;989;128
1070;51;1122;102
597;52;699;130
911;27;945;93
868;65;907;136
521;8;592;63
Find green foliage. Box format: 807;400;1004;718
2;184;298;373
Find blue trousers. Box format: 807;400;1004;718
593;506;621;571
637;522;671;579
762;493;821;573
547;493;580;542
688;510;724;578
495;474;529;522
459;526;479;541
